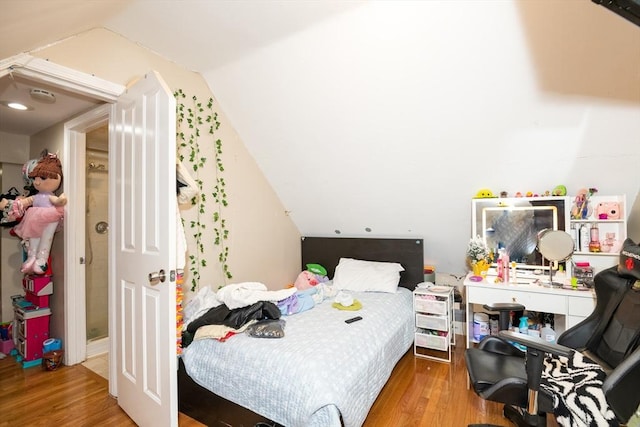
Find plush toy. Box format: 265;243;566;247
294;270;319;290
600;232;622;253
0;188;25;227
552;185;567;196
571;188;597;219
21;157;39;194
1;158;40;228
474;189;496;198
12;153;67;274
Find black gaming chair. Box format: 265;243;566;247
465;266;640;426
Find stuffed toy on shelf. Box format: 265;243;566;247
12;153;67;275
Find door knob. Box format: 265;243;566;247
148;269;166;286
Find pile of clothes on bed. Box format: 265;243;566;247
182;266;339;345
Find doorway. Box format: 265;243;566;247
63;105;112;385
84;126;109;365
0;56;124;386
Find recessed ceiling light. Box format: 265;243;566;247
30;88;56;104
0;100;34;111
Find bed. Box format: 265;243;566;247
178;237;424;426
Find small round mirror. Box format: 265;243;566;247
537;229;574;262
537;229;574;286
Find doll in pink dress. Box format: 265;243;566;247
12;154;67;274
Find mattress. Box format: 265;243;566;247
181;287;414;427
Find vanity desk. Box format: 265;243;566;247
464;273;595;349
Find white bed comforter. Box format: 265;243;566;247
181;287;414;427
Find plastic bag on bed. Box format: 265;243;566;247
246;319;286;338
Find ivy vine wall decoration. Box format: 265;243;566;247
175;89;232;291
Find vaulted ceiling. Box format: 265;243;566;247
0;1;357;134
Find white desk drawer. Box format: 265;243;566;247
467;286;567;315
568;295;595;317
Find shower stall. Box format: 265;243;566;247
85;146;109;356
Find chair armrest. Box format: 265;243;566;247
499;330;574;396
483;302;526;312
482;303;525;331
602;346;640;423
498;331;573;358
477;335;526;357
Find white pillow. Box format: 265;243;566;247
332;258;405;293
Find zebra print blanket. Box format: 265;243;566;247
541;351;618;427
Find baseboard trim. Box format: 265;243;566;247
87;337;109;358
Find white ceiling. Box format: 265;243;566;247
0;0;362;135
0;74;101;135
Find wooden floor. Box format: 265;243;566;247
0;340;558;427
0;354;203;427
365;343;556;427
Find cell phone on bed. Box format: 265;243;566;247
345;316;362;324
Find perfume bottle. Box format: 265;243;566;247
569;223;578;251
579;224;590;252
589;223;601;252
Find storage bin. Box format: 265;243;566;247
415;331;448;351
42;350;64;371
415;313;448;332
1;339;13;354
414;297;447;315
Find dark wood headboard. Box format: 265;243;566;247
301;237;424;290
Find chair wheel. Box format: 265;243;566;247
503;404;547;427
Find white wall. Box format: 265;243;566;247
30;28;302;296
204;0;640;277
0;132;30;163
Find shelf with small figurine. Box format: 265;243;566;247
471;186;627;281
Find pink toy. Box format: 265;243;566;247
12;154;67;274
294;271;319;290
571;188;597;219
601;232;622;253
596;202;621;220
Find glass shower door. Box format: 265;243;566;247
85;149;109;344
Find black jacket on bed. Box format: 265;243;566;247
187;301;281;333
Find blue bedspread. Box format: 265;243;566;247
182;287;414;427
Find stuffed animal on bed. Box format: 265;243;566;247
12;153;67;274
291;265;335;304
293;264;330;291
294;270;319;290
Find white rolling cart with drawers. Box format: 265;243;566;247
413;285;455;363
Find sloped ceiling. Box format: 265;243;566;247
1;0;639;274
0;1;362;73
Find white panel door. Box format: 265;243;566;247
111;71;177;427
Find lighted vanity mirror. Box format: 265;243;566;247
471;196;569;270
